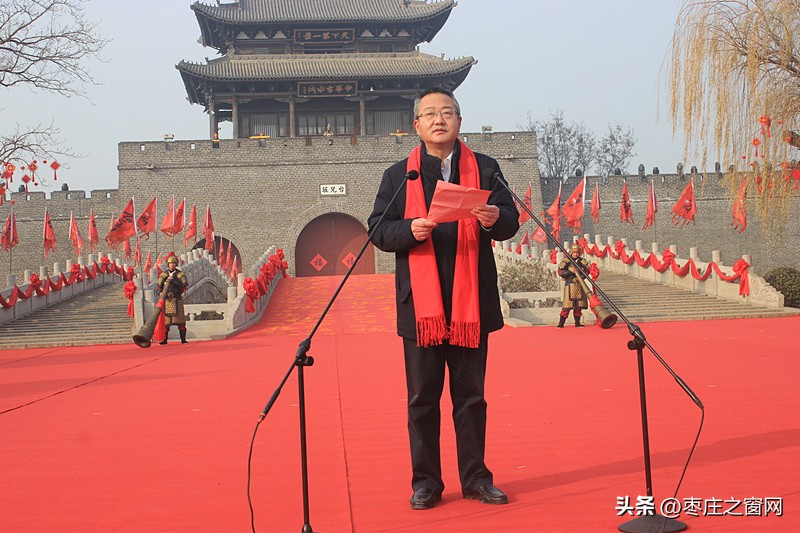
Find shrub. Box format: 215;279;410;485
498;260;560;293
763;267;800;308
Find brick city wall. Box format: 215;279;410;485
2;131;540;280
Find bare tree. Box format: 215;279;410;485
595;123;637;176
668;0;800;225
0;0;106;172
521;110;596;179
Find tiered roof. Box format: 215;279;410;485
192;0;456;50
178;51;475;104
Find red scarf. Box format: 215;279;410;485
405;141;481;348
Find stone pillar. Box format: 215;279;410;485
289;97;296;138
232;98;240;139
359;95;366;135
208;96;218;139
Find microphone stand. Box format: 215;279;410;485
492;172;703;533
253;171;419;533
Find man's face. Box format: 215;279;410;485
570;251;580;259
413;92;462;150
168;261;177;271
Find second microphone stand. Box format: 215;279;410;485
253;171;419;533
494;173;702;533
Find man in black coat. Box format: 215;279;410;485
368;88;519;510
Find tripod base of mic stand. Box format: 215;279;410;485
619;514;687;532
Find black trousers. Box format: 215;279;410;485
403;335;493;495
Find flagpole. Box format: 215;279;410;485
9;206;15;278
42;207;47;265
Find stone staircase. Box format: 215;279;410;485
585;272;799;322
0;282;134;349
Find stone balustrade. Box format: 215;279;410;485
1;253;129;324
494;234;785;309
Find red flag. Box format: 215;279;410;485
203;204;215;251
515;230;530;254
542;183;562;241
134;238;141;266
106;212;119;251
643;180;659;230
517;185;532;225
88;210;99;251
43;209;57;258
231;255;239;281
137;197;158;238
671;179;697;226
184;205;198;246
155;253;163;268
160;196;176;237
106;198;137;245
1;207;19;251
123;238;132;260
224;240;233;271
68;211;84;256
620;183;634;224
144;250;153;271
562;177;586;231
732;179;747;233
590;182;601;223
173;198;185;233
531;224;547;244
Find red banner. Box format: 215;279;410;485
106;199;136;245
43;209;57;258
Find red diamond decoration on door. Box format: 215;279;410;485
310;253;328;272
341;252;356;269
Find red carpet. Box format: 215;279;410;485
1;274;797;532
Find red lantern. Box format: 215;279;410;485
50;160;60;181
752;138;761;157
758;115;771;137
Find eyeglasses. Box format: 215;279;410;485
416;108;458;121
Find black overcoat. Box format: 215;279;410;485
368;142;520;340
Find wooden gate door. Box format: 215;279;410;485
294;213;375;277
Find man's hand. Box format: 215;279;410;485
472;204;500;229
411;218;438;241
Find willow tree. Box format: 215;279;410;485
668;0;800;228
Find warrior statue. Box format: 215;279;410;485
557;243;590;328
157;253;189;344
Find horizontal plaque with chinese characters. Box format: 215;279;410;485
294;29;355;43
320;184;347;196
298;81;358;97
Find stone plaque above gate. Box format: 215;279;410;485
320;184;347;196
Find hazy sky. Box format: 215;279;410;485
3;0;688;194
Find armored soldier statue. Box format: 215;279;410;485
557;243;590;328
157;253;189;344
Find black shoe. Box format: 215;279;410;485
158;339;168;345
574;317;584;327
410;487;442;510
465;484;508;505
556;316;567;328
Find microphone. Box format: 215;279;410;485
405;170;420;181
481;167;501;181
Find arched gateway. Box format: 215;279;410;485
294;213;375;277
